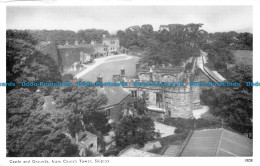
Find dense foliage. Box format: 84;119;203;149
51;81;111;136
6;30;61;92
114;116;156;149
207;65;252;134
7;88;78;157
29;29;110;45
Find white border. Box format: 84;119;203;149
1;1;259;166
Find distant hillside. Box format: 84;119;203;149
232;50;252;66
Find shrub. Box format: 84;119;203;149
174;128;185;134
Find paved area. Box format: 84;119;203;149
154;121;176;138
75;54;136;79
192;105;209;119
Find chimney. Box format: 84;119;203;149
97;74;102;83
102;34;106;39
149;67;153;82
121;68;125;77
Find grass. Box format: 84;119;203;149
80;57;139;82
232;50;253;66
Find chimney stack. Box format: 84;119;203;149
149;67;153;82
121;67;125;77
97;74;103;83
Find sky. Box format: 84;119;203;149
6;6;253;34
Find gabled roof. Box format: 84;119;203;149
99;86;130;107
180;128;252;157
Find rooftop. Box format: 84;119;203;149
99;86;130;107
180;128;252;157
118;147;161;157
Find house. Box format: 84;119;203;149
56;36;121;72
80;52;91;64
177;128;252;157
77;131;98;156
99;86;131;123
102;35;120;55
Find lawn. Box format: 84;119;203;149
232;50;253;66
80;57;139;82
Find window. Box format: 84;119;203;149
89;143;94;148
131;90;137;98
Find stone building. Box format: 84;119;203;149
98;85;131;123
101;35;120;55
56;35;121;72
124;65;199;119
120;51;225;119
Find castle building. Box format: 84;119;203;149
119;52;225;119
123;65;199;119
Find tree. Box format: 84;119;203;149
126;97;148;115
52;81;110;136
142;23;207;66
83;111;111;135
6;88;78;157
115;116;155;149
7;88;44;128
207;65;252;134
6;30;61;92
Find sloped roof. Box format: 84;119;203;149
119;147;161;157
180;128;252;157
99;86;130;107
163;145;181;157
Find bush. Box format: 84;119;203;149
103;146;120;157
159;131;190;146
174;128;185;134
163;117;221;131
